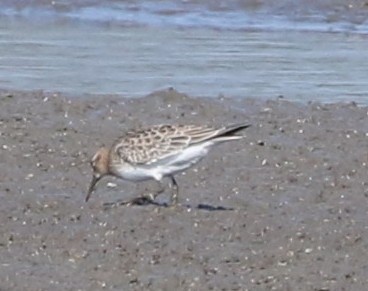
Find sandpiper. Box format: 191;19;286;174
86;123;251;206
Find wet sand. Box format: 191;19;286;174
1;88;368;290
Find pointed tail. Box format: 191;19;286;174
212;123;251;142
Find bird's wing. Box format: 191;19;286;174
113;124;225;165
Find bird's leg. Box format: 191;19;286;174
169;175;179;206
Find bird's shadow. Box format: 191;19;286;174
103;198;234;212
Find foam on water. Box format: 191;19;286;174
1;0;368;33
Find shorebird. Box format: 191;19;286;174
86;123;251;206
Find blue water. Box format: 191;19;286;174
0;0;367;103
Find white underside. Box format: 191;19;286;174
114;141;214;182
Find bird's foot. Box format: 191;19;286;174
102;195;155;209
120;196;155;206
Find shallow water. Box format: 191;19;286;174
0;1;367;103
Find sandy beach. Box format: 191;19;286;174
0;88;367;290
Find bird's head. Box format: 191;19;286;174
86;147;110;202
